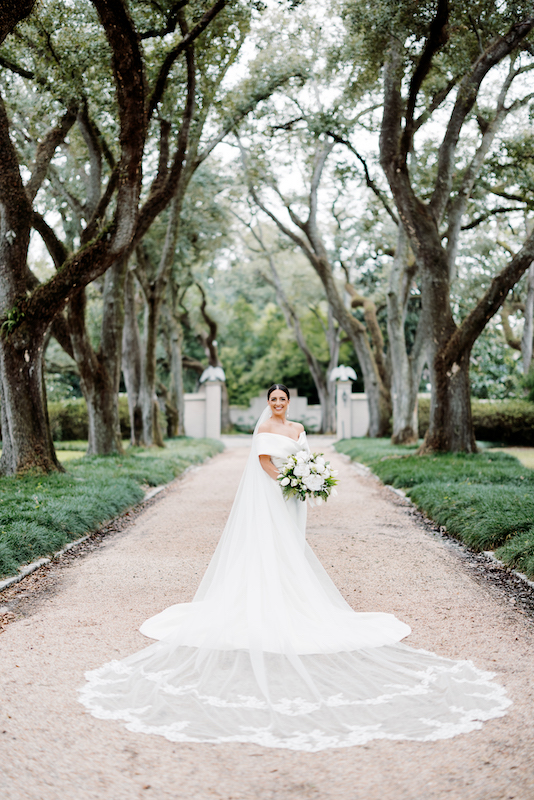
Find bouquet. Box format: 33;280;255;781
277;450;339;505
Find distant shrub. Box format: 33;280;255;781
48;398;88;441
522;368;534;403
47;396;131;442
417;397;430;438
417;397;534;445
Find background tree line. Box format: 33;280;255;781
1;0;534;476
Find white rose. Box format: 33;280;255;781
291;479;298;487
280;477;290;486
316;463;326;474
303;474;324;492
316;456;325;466
294;464;311;478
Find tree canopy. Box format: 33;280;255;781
1;0;534;472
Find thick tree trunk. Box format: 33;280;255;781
138;292;164;447
67;259;127;456
84;373;122;455
324;307;340;434
122;270;143;445
0;333;62;474
313;378;335;434
220;382;231;433
91;258;127;454
521;262;534;374
390;377;419;445
345;285;390;395
0;88;61;475
345;328;389;436
170;340;184;437
163;305;185;437
387;227;426;445
422;348;475;453
418;256;476;453
151;396;165;447
323;374;337;434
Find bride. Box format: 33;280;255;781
79;384;510;750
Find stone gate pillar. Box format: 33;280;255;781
205;380;222;440
336;380;352;440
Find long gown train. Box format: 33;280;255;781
78;420;510;751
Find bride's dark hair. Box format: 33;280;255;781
267;384;290;400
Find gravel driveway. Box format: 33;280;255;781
1;437;533;800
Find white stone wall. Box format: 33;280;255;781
184;383;406;440
183;382;222;439
229;391;322;432
350;393;370;438
336;381;370;439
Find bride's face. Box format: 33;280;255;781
268;391;289;418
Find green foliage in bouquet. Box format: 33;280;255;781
277;451;338;505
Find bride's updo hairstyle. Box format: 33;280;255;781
267;384;290;400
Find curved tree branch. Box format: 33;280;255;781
146;0;226;123
21;0;146;331
25;103;78;204
326;130;398;224
430;16;534;221
402;0;450;157
139;0;189;39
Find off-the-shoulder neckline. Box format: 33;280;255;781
256;430;306;443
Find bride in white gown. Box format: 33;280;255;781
79;384;510;751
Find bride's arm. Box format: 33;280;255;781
259;454;280;481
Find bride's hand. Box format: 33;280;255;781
259;455;280;481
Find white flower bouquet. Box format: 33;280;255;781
277;450;339;505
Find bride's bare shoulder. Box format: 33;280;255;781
257;421;275;434
289;421;305;435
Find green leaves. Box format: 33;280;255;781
0;305;25;339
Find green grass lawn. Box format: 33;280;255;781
0;438;224;579
57;450;87;462
490;447;534;470
336;438;534;580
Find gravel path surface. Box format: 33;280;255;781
1;437;533;800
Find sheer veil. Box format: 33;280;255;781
79;406;511;751
192;404;272;608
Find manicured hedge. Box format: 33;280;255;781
336;437;534;579
48;396;131;441
0;437;224;578
418;397;534;445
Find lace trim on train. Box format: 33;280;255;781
78;653;511;752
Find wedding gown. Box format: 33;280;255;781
79;410;510;751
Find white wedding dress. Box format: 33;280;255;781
79;409;510;751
